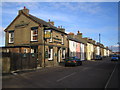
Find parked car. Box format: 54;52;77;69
95;55;102;60
64;56;82;66
111;55;119;61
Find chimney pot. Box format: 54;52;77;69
24;6;26;9
48;19;54;25
19;7;29;15
48;19;50;22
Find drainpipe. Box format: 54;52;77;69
44;29;45;67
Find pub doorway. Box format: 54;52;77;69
30;46;38;67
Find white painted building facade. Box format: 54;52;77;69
69;40;77;57
104;48;107;56
96;46;100;55
80;43;85;60
69;39;85;60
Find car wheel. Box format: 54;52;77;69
65;64;67;67
80;63;82;65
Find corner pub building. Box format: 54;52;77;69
4;7;68;69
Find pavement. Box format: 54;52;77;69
2;57;119;89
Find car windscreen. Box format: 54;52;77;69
113;55;118;57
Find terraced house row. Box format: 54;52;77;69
1;7;112;73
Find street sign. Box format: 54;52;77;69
44;30;51;39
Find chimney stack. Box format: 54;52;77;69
68;32;74;38
19;6;29;16
58;25;65;32
48;19;50;22
77;30;82;38
48;19;54;26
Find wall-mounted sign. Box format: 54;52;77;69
53;37;62;44
45;51;48;58
15;21;30;28
44;30;51;39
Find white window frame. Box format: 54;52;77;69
31;29;38;41
31;49;34;53
9;31;14;43
48;47;53;60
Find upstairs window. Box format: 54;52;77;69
31;27;38;41
9;31;14;43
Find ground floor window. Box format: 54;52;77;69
24;49;28;53
31;48;38;53
48;47;53;60
62;48;66;59
31;49;34;53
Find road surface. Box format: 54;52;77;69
2;57;119;89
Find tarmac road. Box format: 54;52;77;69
2;57;119;89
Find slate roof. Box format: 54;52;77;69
29;14;56;29
67;35;87;44
29;14;67;34
83;38;96;45
4;11;67;35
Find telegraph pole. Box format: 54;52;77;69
111;45;112;51
99;33;101;56
99;33;101;43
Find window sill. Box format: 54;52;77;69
48;59;53;61
8;42;14;44
30;40;38;42
49;41;53;43
62;58;65;60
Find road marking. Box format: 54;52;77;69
56;72;76;82
104;62;117;89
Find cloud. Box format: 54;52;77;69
0;27;5;36
112;45;120;47
0;26;5;46
16;2;40;10
1;0;120;2
34;12;72;24
47;2;102;14
1;2;118;47
66;25;118;35
109;44;120;52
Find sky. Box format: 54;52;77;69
0;1;119;51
